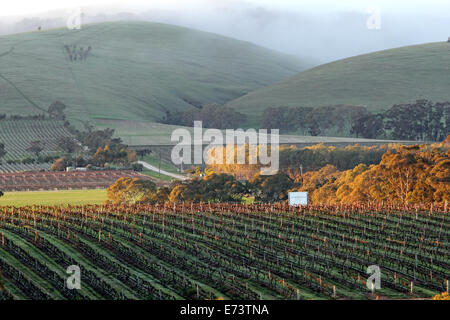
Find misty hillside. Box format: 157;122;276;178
0;21;303;127
228;42;450;123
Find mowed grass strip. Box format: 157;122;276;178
0;189;107;206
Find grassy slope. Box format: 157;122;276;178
0;189;106;206
140;154;180;173
97;118;403;146
228;42;450;123
0;21;303;128
141;169;174;182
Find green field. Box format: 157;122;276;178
0;189;106;206
140;170;174;182
140;154;179;174
0;21;303;129
104;117;403;146
228;42;450;124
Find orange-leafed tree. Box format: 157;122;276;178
106;177;156;204
302;143;449;204
50;158;67;171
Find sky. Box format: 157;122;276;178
1;0;450;64
3;0;450;16
0;0;450;16
248;0;450;13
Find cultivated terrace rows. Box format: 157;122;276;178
0;202;448;300
0;119;73;161
0;170;150;191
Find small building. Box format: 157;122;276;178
66;167;88;172
288;192;308;206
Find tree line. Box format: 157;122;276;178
261;105;365;136
160;99;448;142
261;100;449;141
47;102;138;170
206;144;389;180
298;141;449;204
0;100;139;170
162;104;248;129
106;137;449;205
51;124;138;171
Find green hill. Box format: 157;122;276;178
0;21;303;127
227;42;450;124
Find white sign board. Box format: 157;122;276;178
289;192;308;206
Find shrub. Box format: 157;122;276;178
432;292;450;300
51;158;66;171
131;163;144;172
22;157;35;164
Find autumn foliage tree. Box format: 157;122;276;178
106;178;156;204
92;144;136;167
207;143;387;180
143;187;170;204
249;171;295;202
50;158;67;171
168;173;246;203
296;143;449;204
206;144;281;180
432;292;450;300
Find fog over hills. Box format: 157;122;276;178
227;41;450;121
1;0;450;65
0;21;302;126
